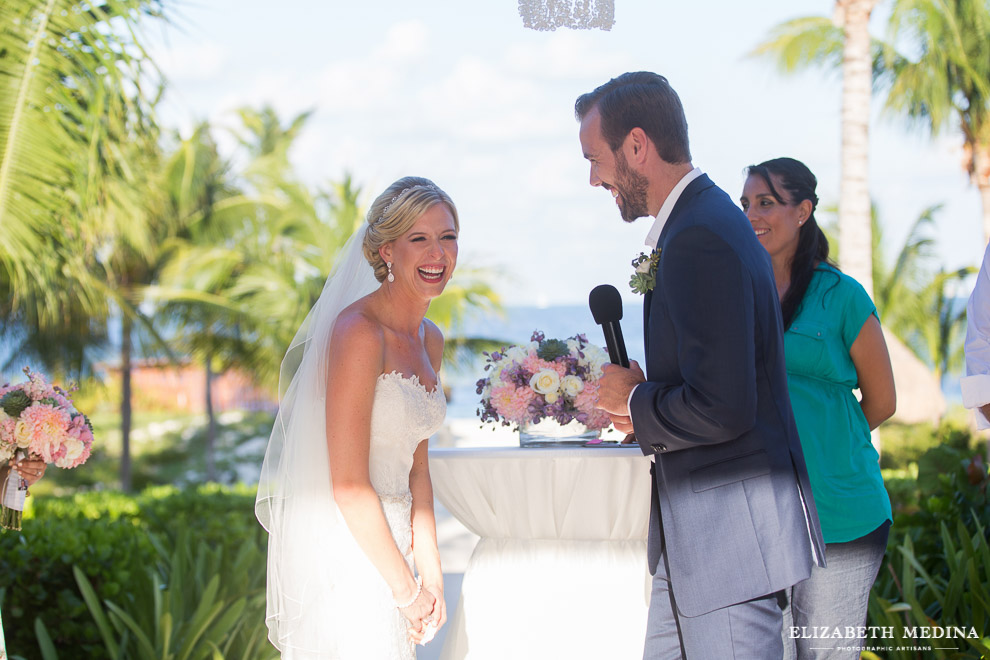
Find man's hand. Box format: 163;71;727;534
596;361;646;434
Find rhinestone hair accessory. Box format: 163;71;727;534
376;184;440;225
518;0;614;31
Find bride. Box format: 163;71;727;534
256;177;458;658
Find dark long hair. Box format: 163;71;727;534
745;157;835;329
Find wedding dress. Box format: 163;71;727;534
324;372;446;659
266;371;445;659
256;227;447;659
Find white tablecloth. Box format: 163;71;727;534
429;446;652;660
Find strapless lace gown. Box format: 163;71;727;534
319;372;446;659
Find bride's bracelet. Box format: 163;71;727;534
394;576;422;609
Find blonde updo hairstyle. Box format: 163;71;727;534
363;176;459;283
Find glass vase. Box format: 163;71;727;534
518;418;601;447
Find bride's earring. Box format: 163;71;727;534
387;261;394;283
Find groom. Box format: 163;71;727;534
577;72;825;658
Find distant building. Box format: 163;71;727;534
885;332;946;425
97;358;277;414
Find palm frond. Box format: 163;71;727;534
748;16;845;75
0;0;164;298
883;0;990;136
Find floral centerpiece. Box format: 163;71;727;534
477;331;612;445
0;368;94;530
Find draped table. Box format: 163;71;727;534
429;446;652;660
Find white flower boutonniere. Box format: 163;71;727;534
629;249;660;295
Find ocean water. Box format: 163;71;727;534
445;302;964;423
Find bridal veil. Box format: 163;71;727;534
255;227;379;653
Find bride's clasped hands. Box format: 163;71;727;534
397;577;444;645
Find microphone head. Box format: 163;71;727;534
589;284;624;325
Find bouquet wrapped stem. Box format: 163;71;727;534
0;450;27;531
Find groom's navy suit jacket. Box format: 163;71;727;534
630;174;826;618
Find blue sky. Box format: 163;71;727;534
146;0;982;306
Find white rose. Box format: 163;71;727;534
635;259;653;274
13;420;31;448
61;437;85;465
560;375;584;397
529;369;561;396
566;339;581;356
582;345;609;378
505;346;528;363
545;391;559;404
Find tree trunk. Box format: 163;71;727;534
836;0;877;297
120;312;133;492
205;357;216;482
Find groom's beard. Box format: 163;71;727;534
615;149;650;223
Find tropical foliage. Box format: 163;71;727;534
871;205;974;383
0;0;166;310
882;0;990;244
751;0;990;246
869;442;990;659
751;0;879;294
0;485;275;659
0;3;502;488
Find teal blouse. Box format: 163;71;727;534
785;264;892;543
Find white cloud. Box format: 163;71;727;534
312;20;431;112
376;20;430;60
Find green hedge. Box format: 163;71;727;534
0;485;274;660
868;444;990;659
0;517;151;656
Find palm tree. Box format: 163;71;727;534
881;0;990;245
872;205;974;384
913;267;973;384
150;109;505;472
751;0;879;294
872;204;939;324
0;0;167;323
753;0;990;252
836;0;880;296
156;124;243;481
0;0;172;490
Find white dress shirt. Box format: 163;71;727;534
961;242;990;429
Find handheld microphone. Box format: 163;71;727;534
589;284;630;368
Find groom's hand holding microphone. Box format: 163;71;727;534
590;285;646;434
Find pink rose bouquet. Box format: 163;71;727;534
0;367;94;530
476;330;612;431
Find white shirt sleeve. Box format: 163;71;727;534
961;242;990;429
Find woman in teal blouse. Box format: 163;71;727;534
741;157;896;660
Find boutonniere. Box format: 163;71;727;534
629;249;660;295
